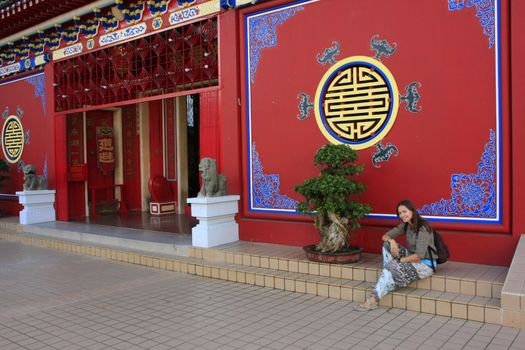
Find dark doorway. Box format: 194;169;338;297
187;94;200;198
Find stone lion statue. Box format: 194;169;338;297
23;164;48;191
198;158;227;197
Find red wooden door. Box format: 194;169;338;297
86;111;115;215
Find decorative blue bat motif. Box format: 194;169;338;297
316;41;340;66
370;34;397;60
297;92;314;120
400;82;422;113
17;160;25;173
2;107;8;119
372;142;399;168
25;130;30;144
16;106;24;118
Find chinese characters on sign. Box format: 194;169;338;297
96;127;115;175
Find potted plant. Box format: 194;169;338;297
294;144;371;263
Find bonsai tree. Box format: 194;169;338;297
294;144;371;253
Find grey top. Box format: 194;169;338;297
386;223;437;260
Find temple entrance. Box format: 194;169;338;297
66;95;200;234
86;110;117;216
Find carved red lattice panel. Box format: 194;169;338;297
54;18;218;112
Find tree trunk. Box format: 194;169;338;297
315;211;349;253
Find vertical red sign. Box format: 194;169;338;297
96;126;115;175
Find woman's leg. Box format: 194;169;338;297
358;243;433;310
373;242;407;300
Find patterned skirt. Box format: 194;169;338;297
372;242;433;300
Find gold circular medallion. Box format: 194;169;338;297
1;115;25;163
314;56;399;150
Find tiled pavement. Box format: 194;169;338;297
0;218;521;327
1;239;524;350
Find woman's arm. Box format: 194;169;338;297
382;223;405;257
399;254;421;263
382;234;400;257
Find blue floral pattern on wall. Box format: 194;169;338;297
448;0;495;48
248;6;303;83
420;129;496;218
26;73;46;112
252;143;297;210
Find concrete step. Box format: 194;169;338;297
0;218;193;257
190;245;506;300
0;229;503;325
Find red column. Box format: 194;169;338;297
218;10;242;195
54;113;69;221
200;90;220;162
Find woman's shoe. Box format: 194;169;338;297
355;298;379;311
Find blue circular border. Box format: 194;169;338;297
318;60;395;145
2;115;24;163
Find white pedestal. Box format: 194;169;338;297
187;195;240;248
16;190;56;225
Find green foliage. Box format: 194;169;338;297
294;144;371;230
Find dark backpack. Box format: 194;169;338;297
404;223;450;270
427;230;450;270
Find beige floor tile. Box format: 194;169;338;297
421;298;436;314
296;280;306;293
317;283;329;297
306;281;317;295
468;304;484;322
274;277;285;290
242;254;251;266
393;294;406;309
483;307;500;324
341;286;353;301
365;268;377;282
284;278;295;291
353;288;366;302
446;278;460;293
319;264;330;277
269;257;279;270
260;257;269;268
493;284;503;298
245;272;255;285
476;281;493;297
460;279;476;296
341;266;353;280
298;261;309;273
502;310;521;328
406;296;421;312
288;260;299;272
217;267;227;280
431;276;445;291
329;285;341;299
452;303;468;319
330;265;342;279
264;275;274;288
436;300;451;317
353;267;365;281
380;294;392;308
309;262;320;275
237;271;246;283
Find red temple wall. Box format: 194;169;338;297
0;0;521;266
216;0;524;265
0;69;55;216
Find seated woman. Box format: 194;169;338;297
356;199;437;311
